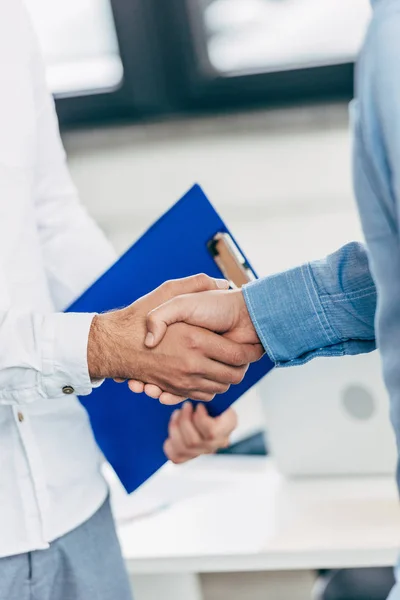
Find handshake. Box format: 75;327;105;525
87;274;263;405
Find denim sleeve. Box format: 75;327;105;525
243;242;377;367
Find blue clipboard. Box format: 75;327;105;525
68;185;273;492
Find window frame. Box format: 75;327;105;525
55;0;173;127
55;0;355;128
157;0;354;110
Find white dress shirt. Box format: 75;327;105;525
0;0;117;557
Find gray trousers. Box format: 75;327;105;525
0;498;133;600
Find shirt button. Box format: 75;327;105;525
17;412;24;423
62;386;75;395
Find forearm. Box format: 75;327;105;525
243;242;377;367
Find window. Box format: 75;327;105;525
169;0;372;108
200;0;371;76
24;0;173;126
25;0;123;97
23;0;372;126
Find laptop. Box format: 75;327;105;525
258;351;397;477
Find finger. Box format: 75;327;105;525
192;403;217;441
114;378;126;383
127;380;145;394
146;295;196;348
194;405;237;443
192;352;248;387
219;437;231;449
187;373;232;399
163;439;201;464
213;408;238;439
159;392;187;406
160;389;217;404
155;366;230;402
192;373;231;394
143;384;163;399
167;408;181;438
207;362;248;386
179;402;203;448
160;274;229;302
166;410;194;458
165;407;209;463
205;334;264;367
187;391;217;402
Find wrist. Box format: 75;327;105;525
237;289;256;328
88;308;147;380
238;288;260;343
88;315;108;379
88;313;126;379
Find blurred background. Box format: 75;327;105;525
25;1;400;599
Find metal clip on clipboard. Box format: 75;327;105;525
208;233;256;289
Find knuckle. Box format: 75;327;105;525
186;438;196;450
176;376;193;396
163;440;173;458
185;331;200;351
161;393;182;405
182;358;199;380
232;368;246;385
204;424;216;440
181;370;194;387
188;391;202;401
231;411;239;428
164;442;183;464
170;454;183;465
232;348;246;366
192;273;209;290
161;280;174;294
146;312;156;327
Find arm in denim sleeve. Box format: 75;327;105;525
243;242;376;367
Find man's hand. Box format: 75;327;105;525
145;288;259;346
128;288;262;404
87;275;263;404
164;402;237;464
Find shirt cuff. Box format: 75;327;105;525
41;312;98;398
243;264;340;366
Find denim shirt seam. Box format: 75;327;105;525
275;346;346;368
320;287;377;305
242;285;277;362
302;264;337;346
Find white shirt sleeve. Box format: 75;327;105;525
0;7;117;405
28;16;117;311
0;311;96;404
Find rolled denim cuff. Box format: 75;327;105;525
243;264;339;366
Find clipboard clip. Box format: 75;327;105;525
207;233;256;289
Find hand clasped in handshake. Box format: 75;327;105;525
87;274;263;405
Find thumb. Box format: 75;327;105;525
166;273;228;298
145;295;193;347
146;274;228;347
215;408;238;438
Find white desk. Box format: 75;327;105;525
110;456;400;600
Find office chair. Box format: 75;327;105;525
313;568;395;600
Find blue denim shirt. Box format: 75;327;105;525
243;242;377;367
244;0;400;478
